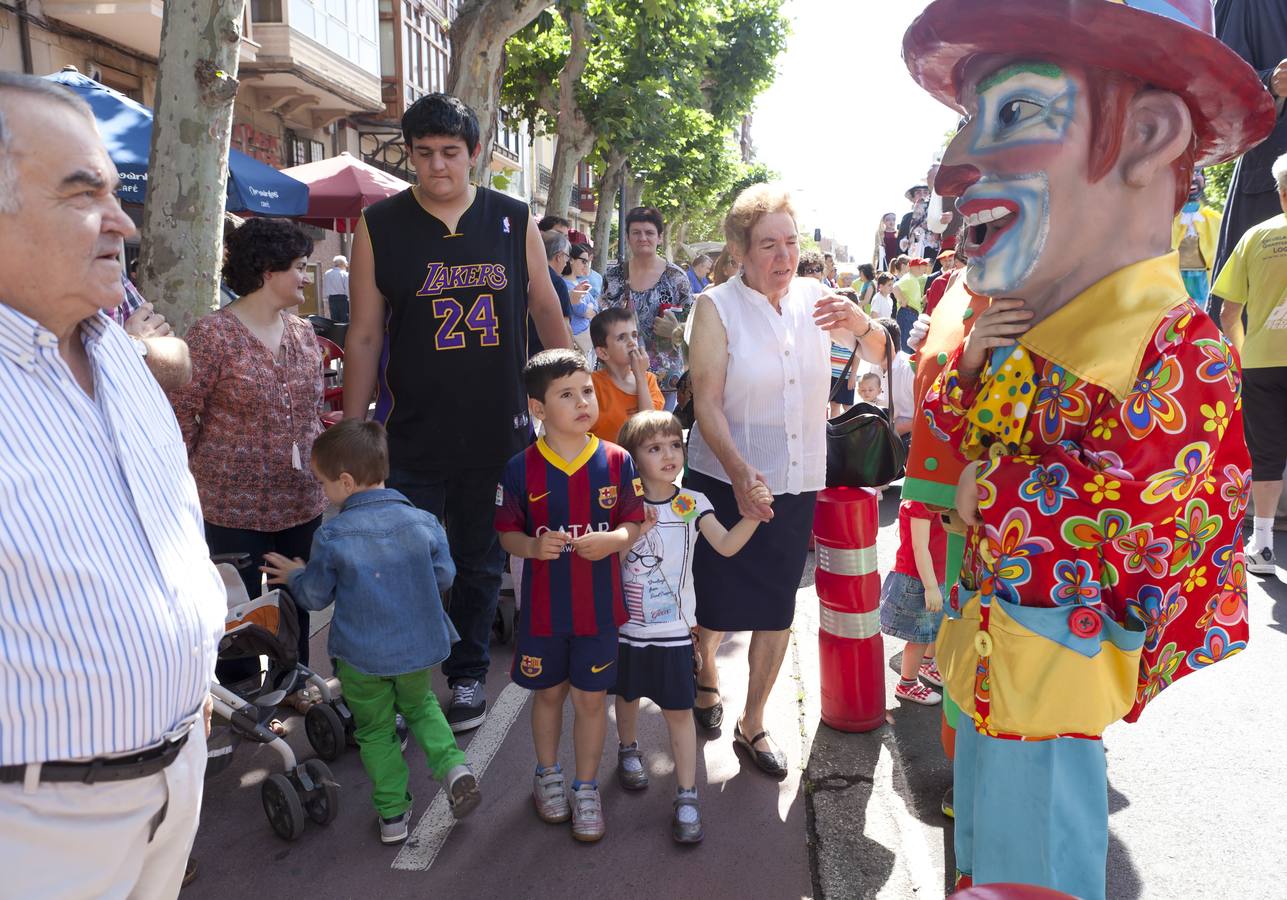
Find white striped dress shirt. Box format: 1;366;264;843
0;304;225;766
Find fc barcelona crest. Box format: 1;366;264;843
598;485;619;509
519;655;543;678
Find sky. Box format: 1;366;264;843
752;0;961;263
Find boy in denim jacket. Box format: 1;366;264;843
263;420;479;844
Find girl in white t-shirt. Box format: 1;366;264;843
611;411;769;844
869;273;896;319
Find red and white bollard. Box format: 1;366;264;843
814;486;884;733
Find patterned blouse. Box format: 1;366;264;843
602;259;693;392
169;309;326;532
925;257;1250;727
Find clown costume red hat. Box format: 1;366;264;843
903;0;1275;167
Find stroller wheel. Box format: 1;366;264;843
262;773;306;840
301;759;340;826
493;603;515;644
305;703;346;761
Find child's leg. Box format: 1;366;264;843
532;682;571;769
662;708;697;790
569;687;607;784
335;659;411;818
615;696;641;747
900;642;930;681
391;669;465;777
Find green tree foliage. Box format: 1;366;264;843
502;0;788;253
1204;159;1235;212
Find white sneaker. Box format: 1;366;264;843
445;764;480;820
379;809;410;844
1246;543;1277;575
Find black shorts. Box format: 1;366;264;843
608;639;697;710
830;376;855;405
1242;366;1287;481
511;630;618;692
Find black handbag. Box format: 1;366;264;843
825;329;907;488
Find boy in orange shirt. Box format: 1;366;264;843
588;308;664;443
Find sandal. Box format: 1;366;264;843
693;684;723;731
733;723;787;778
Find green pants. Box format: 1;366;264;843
335;659;466;818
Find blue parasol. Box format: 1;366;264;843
43;68;309;216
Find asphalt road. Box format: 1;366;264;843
184;493;1287;900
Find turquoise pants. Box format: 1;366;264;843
953;720;1108;900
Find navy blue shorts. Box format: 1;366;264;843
511;630;619;692
608;639;697;710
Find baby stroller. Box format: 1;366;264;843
206;554;353;840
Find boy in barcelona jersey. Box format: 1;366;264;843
495;349;645;843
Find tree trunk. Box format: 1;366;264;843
137;0;248;336
671;217;690;262
543;6;594;218
591;151;627;272
447;0;554;185
624;169;645;213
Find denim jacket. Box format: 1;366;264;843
287;488;459;676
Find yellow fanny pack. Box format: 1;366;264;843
936;588;1145;738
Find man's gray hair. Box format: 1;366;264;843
0;72;96;215
542;229;570;262
1274;153;1287;195
332;255;347;266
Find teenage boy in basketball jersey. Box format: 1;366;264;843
344;94;572;734
495;349;646;843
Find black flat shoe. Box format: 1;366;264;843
733;724;787;778
693;684;723;730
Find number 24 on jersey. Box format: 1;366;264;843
432;294;500;350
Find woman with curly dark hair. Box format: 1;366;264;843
170;217;326;693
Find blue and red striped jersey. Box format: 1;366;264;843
495;435;645;636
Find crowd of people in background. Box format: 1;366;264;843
3;19;1286;889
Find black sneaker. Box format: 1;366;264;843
446;679;486;733
1246;543;1277;576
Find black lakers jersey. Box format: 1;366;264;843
363;186;531;470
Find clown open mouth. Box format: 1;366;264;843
959;199;1020;256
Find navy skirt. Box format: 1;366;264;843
685;469;816;632
609;641;697;710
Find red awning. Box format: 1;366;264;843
282;152;412;233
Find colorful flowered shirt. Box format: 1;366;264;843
924;254;1250;723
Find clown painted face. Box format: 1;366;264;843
1188;170;1206;203
940;59;1090;299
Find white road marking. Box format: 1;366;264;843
392;681;530;871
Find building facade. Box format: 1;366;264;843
3;0;598;251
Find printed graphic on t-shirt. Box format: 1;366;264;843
1266;292;1287;330
620;490;713;641
624;523;689;625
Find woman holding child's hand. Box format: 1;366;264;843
683;185;889;778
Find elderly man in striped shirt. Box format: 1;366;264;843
0;73;225;897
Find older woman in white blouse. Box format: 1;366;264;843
686;184;887;776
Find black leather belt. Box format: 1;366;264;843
0;732;189;785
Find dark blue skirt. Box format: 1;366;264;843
685;469;816;632
609;640;697;710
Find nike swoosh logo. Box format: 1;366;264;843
529;492;550;503
590;661;614;674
